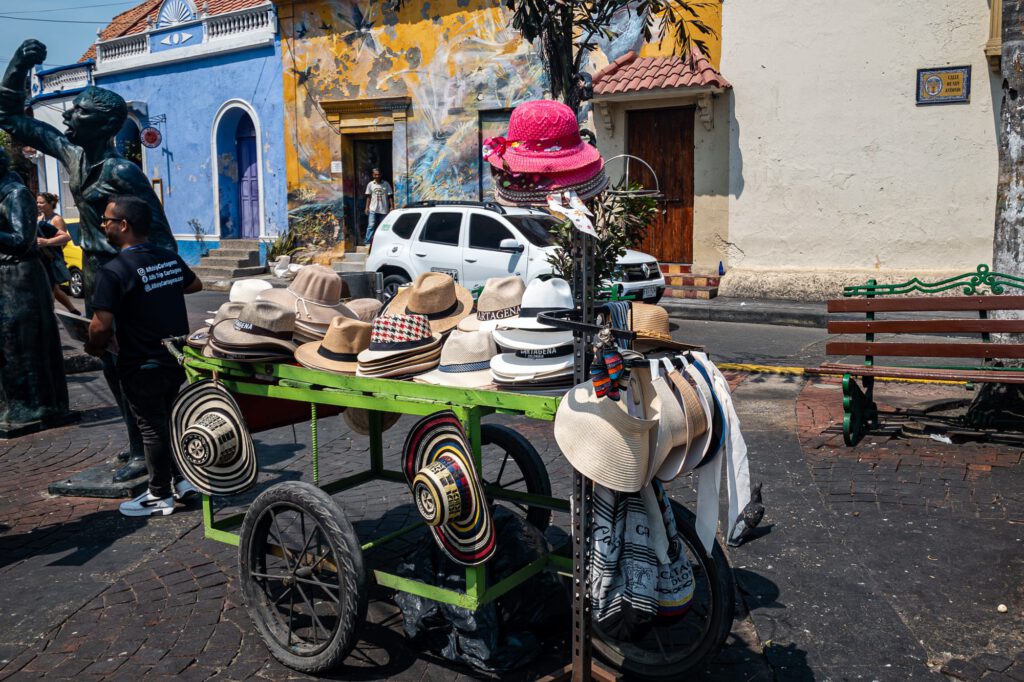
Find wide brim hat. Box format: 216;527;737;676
356;356;440;379
689;356;726;468
414;330;497;388
344;408;400;436
211;318;297;354
260;288;357;327
385;273;473;334
357;334;441;364
554;380;658;493
294;317;373;374
490;350;574;377
203;339;291;363
170;380;257;496
494;166;609;207
631;303;703;352
492;328;574;350
403;411;495;566
652;370;709;483
672;364;715;477
483;99;601;175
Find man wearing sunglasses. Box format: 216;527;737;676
86;196;202;517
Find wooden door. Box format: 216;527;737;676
626;107;694;264
236;114;260;239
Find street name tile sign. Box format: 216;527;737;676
916;66;971;105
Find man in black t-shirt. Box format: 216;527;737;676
86;196;203;517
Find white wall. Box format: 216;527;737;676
721;0;998;276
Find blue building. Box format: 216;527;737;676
31;0;287;265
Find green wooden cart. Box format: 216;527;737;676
168;340;734;679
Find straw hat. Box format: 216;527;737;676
343;408;401;435
498;277;574;331
650;369;709;482
258;265;356;326
203;340;291;363
490;343;574;377
414;330;497;388
170;380;257;496
294;317;372;374
346;298;383;322
492;327;574;351
688;356;726;468
631;303;702;352
211;300;298;354
189;302;245;349
357;344;442;371
385;272;473;334
356;356;440;379
458;277;526;332
554;380;658;493
403;411;496;566
357;314;440;364
230;278;273;304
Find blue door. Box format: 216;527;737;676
236;115;259;239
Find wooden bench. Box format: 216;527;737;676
805;265;1024;445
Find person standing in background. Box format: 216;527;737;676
36;192;80;315
363;168;392;246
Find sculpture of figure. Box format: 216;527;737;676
0;147;70;433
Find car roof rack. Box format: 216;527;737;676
406;200;507;215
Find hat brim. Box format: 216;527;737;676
491;328;574;350
494;168;609;207
258;288;357;326
357;335;441;363
356;356;440;378
486;141;601;175
358;348;442;371
204;339;291;363
490;351;574;377
457;314;506;333
211;319;298;354
385;286;474;334
187;327;211;349
403;412;495;565
344;408;401;435
294;340;359;374
413;366;495;388
688;358;726;468
634;333;703;353
170;380;258;496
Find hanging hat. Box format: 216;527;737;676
489;343;575;378
656;363;714;480
495;277;574;332
230;278;273;304
294;317;372;374
384;272;473;334
346;298;383;322
357;313;440;364
403;411;496;565
554;380;658;493
415;330;497;388
650;369;709;482
688;355;726;468
211;300;298;354
258;264;356;326
170;380;258;496
631;303;702;352
343;408;401;436
458;276;527;332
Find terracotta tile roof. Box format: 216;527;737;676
79;0;270;61
592;47;731;96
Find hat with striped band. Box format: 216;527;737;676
211;300;298;354
414;330;497;388
294;316;372;374
403;411;495;566
170;380;257;496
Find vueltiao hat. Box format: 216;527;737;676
211;300;298;354
384;272;473;334
415;330;497;388
258;265;356;327
170;380;258;496
294;317;372;374
458;276;526;332
554;380;658;493
403;411;496;566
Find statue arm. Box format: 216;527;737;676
0;40;73;163
0;187;38;256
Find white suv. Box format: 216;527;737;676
365;201;666;301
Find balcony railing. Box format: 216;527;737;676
32;63;94;100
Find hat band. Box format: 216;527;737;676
406;298;460;320
515;345;573;360
233;319;293;340
439;360;491;373
317;346;360;362
368;335;434;352
517;305;570;320
476;304;520;322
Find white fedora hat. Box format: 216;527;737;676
497;277;574;331
415;330;497;388
491;327;574;351
230;278;273;304
458;276;527;332
489;344;574;377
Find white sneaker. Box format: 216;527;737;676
174;479;199;502
119;491;175;517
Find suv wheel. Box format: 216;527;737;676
382;273;410;300
68;268;84;298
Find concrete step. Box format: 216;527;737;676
199;256;258;268
220;239;262;250
659;262;692;275
332;261;369;274
192;264;267;279
664;273;720;288
338;252;368;264
664;285;718;300
355;246;370;254
207;247;260;261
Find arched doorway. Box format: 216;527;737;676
212;103;263;239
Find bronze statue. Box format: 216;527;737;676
0;148;70;434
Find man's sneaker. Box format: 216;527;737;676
174;479;199;502
119;491;175;517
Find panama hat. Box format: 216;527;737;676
356;357;441;379
295;317;372;374
343;408;401;436
650;369;710;482
403;411;496;566
415;330;497;388
385;272;473;334
489;343;575;377
497;277;574;331
357;314;440;364
211;300;298;354
554;380;658;493
492;327;574;351
458;277;527;332
258;265;356;327
230;278;273;304
346;298;383;322
170;380;257;496
631;303;702;352
357;344;442;371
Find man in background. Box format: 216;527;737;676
363;167;393;246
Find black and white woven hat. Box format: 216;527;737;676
170;380;258;496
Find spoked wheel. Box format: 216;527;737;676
239;482;368;673
593;501;735;680
479;423;552;531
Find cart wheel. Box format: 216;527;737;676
480;423;552;531
239;481;367;674
592;501;735;680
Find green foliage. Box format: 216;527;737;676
268;210;341;262
546;185;659;287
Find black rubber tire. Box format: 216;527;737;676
480;423;552;531
381;273;410;300
68;268;84;298
239;482;367;674
592;500;735;680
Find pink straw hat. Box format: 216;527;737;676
483;99;602;175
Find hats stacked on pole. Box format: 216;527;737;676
356;313;441;378
257;265;357;343
490;278;576;390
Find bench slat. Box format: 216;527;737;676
825;342;1024;359
807;363;1024;383
827;319;1024;334
827;295;1024;313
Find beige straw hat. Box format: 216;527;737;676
631;303;702;352
414;330;497;388
294;317;373;374
458;276;527;332
346;298;383;322
385;272;473;333
651;369;708;482
641;373;691;486
554;380;658;493
211;300;298;353
258;265;356;326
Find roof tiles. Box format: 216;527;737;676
592;47;731;96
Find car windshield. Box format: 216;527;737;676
504;214;561;247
